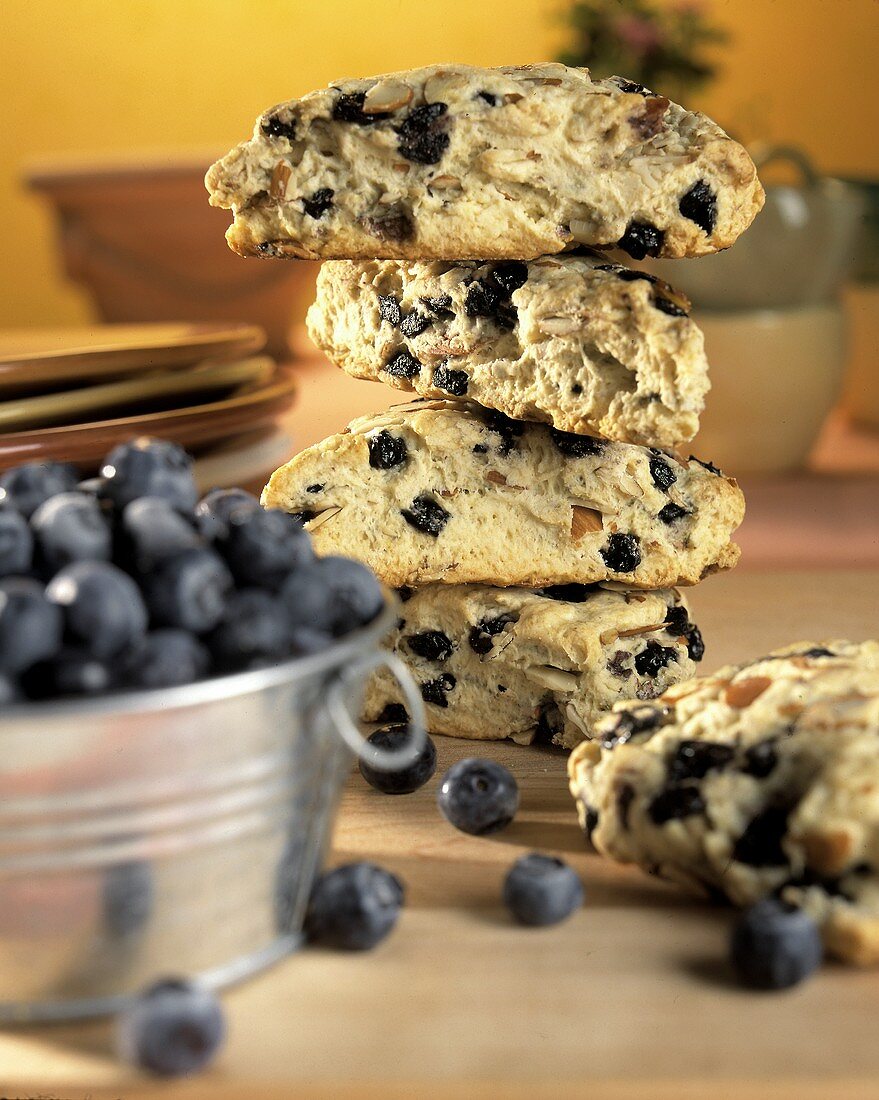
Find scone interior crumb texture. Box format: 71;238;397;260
307;253;709;449
568;640;879;964
364;582;704;749
262;399;744;590
206;62;764;261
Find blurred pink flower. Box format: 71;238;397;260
614;15;664;56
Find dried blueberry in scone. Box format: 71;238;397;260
362;583;704;749
567;640;879;965
206;63;763;261
261;399;744;589
307;252;708;450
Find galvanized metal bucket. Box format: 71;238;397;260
0;598;424;1022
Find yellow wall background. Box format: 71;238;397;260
2;0;878;328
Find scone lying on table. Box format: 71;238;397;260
308;252;708;450
568;640;879;964
206;62;763;262
365;583;704;749
261;399;744;590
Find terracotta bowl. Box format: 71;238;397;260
25;155;319;360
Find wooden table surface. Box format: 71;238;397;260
3;568;878;1100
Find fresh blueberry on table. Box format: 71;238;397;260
0;576;64;674
0;507;33;576
218;506;314;589
46;560;148;660
101;437;198;512
0;461;78;518
729;898;823;990
194;487;260;541
437;758;520;835
305;862;404;950
359;723;437;794
502;853;584;926
31;492;112;573
280;555;384;637
116;977;226;1077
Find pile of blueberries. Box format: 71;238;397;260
0;437;384;703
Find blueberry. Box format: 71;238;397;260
47;561;148;660
742;742;778;778
120;629;210;689
289;626;334;657
658;502;690;525
420;672;456;707
280;555;384;637
464;280;500;318
534;583;598;602
0;674;20;704
103;860;153;939
384;349;421;379
368;430;408;470
21;647;113;698
30;492;112;573
686;625;705;661
302;187;334;218
615;78;650;95
432;363;469;396
634;641;678;677
377;294;402;327
730;899;822;990
101;438;197;512
305;862;404;950
599;703;669;749
194;488;260;541
502;853;584;926
0;507;33;575
617;221;666;260
649;453;677;491
261;113;297;140
600;533;642;573
359;724;438;794
668;740;735;781
374;701;409;724
550;428;605;457
143;549;233;633
648;783;705;824
482;409;524;455
332;90;389;125
400;495;449;537
120;497;203;573
0;577;63;673
116;977;226;1077
396;102;449;164
437;758;519;835
406;629;453;661
218;507;313;589
207;588;293;669
490;261;528;295
477;90;498;105
468;614;514;655
419;294;454;318
0;461;78;518
399;311;431;338
733;806;790;867
654;295;688;317
679;179;718;235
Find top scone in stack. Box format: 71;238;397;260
207;63;762;749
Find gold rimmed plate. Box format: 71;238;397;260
0;356;274;433
0;322;266;396
0;371;297;471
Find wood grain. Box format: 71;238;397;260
2;569;878;1099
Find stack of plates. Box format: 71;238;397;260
0;322;296;487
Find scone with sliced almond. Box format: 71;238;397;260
568;640;879;964
307;252;708;450
262;399;744;589
365;582;704;749
206;62;763;262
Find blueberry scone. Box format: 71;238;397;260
568;640;879;964
206;62;763;262
308;253;708;449
364;582;704;749
262;399;744;589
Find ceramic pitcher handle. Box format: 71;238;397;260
326;651;427;771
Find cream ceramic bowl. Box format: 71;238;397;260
692;303;847;473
